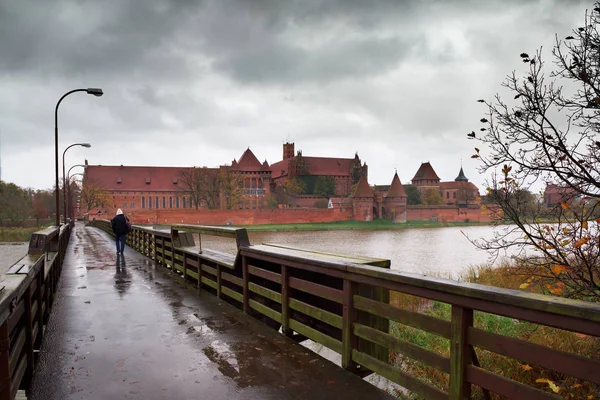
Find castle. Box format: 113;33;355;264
82;143;480;223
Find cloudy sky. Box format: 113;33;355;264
0;0;591;191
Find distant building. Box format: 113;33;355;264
544;184;578;207
411;162;480;206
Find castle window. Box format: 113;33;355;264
453;192;456;199
162;197;166;208
446;192;449;199
189;196;193;208
146;177;151;184
169;197;173;208
182;197;186;208
148;197;152;209
141;197;145;208
123;203;127;208
130;202;134;209
176;197;180;208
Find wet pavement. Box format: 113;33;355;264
29;223;394;400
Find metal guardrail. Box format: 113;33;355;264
0;224;71;400
88;220;600;400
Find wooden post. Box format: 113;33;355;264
23;287;34;388
216;264;222;299
449;305;473;400
281;265;292;337
0;321;11;400
182;253;187;282
242;256;249;314
161;237;166;267
342;279;358;370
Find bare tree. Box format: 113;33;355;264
178;167;220;210
81;179;110;213
470;4;600;300
219;167;244;210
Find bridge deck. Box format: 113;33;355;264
28;223;393;400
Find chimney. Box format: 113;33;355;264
283;142;295;160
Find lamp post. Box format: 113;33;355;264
54;88;103;226
67;166;86;221
63;146;90;224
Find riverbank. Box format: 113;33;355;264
0;227;43;242
237;219;491;232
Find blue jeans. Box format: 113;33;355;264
116;233;127;253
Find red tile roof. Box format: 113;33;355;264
412;162;440;182
439;181;479;191
386;172;407;197
352;176;373;198
236;148;267;171
84;165;202;191
270;156;355;179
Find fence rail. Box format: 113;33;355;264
89;220;600;400
0;224;71;400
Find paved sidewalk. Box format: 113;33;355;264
29;223;394;400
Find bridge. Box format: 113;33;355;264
1;222;599;399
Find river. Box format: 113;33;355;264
199;224;506;278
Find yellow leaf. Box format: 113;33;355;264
548;381;560;393
575;333;587;338
521;364;533;371
551;265;568;275
536;379;550;383
588;395;594;399
550;287;564;295
582;220;588;229
572;383;582;388
519;283;530;289
561;202;569;210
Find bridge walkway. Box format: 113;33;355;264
27;223;393;400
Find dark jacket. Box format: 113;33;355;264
111;214;129;235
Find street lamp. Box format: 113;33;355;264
63;146;90;224
54;88;103;226
67;166;86;221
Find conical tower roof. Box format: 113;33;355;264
386;172;407;197
455;167;468;182
352;175;373;198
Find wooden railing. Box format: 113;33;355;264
0;224;71;400
89;220;600;400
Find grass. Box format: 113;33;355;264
389;265;600;399
236;219;490;232
0;227;45;242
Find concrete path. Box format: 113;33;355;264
29;223;394;400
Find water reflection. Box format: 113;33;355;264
114;255;132;298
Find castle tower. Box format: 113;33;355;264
455;166;469;182
283;142;295;160
351;175;374;221
384;172;408;223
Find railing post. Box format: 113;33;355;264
182;253;187;282
216;265;222;299
281;265;292;337
161;237;166;267
23;286;34;389
449;305;473;400
242;255;249;314
0;321;11;400
342;279;358;371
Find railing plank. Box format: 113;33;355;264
249;283;282;304
289;319;342;354
354;295;451;338
248;265;281;284
289;298;342;329
221;272;243;287
289;277;343;304
466;365;561;400
354;323;450;373
352;350;448;400
249;299;281;323
221;286;243;303
468;327;600;385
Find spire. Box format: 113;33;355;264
386;172;407;197
352;175;373;198
455;166;469;182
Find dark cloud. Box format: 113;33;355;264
0;0;594;190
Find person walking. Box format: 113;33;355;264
111;209;130;254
